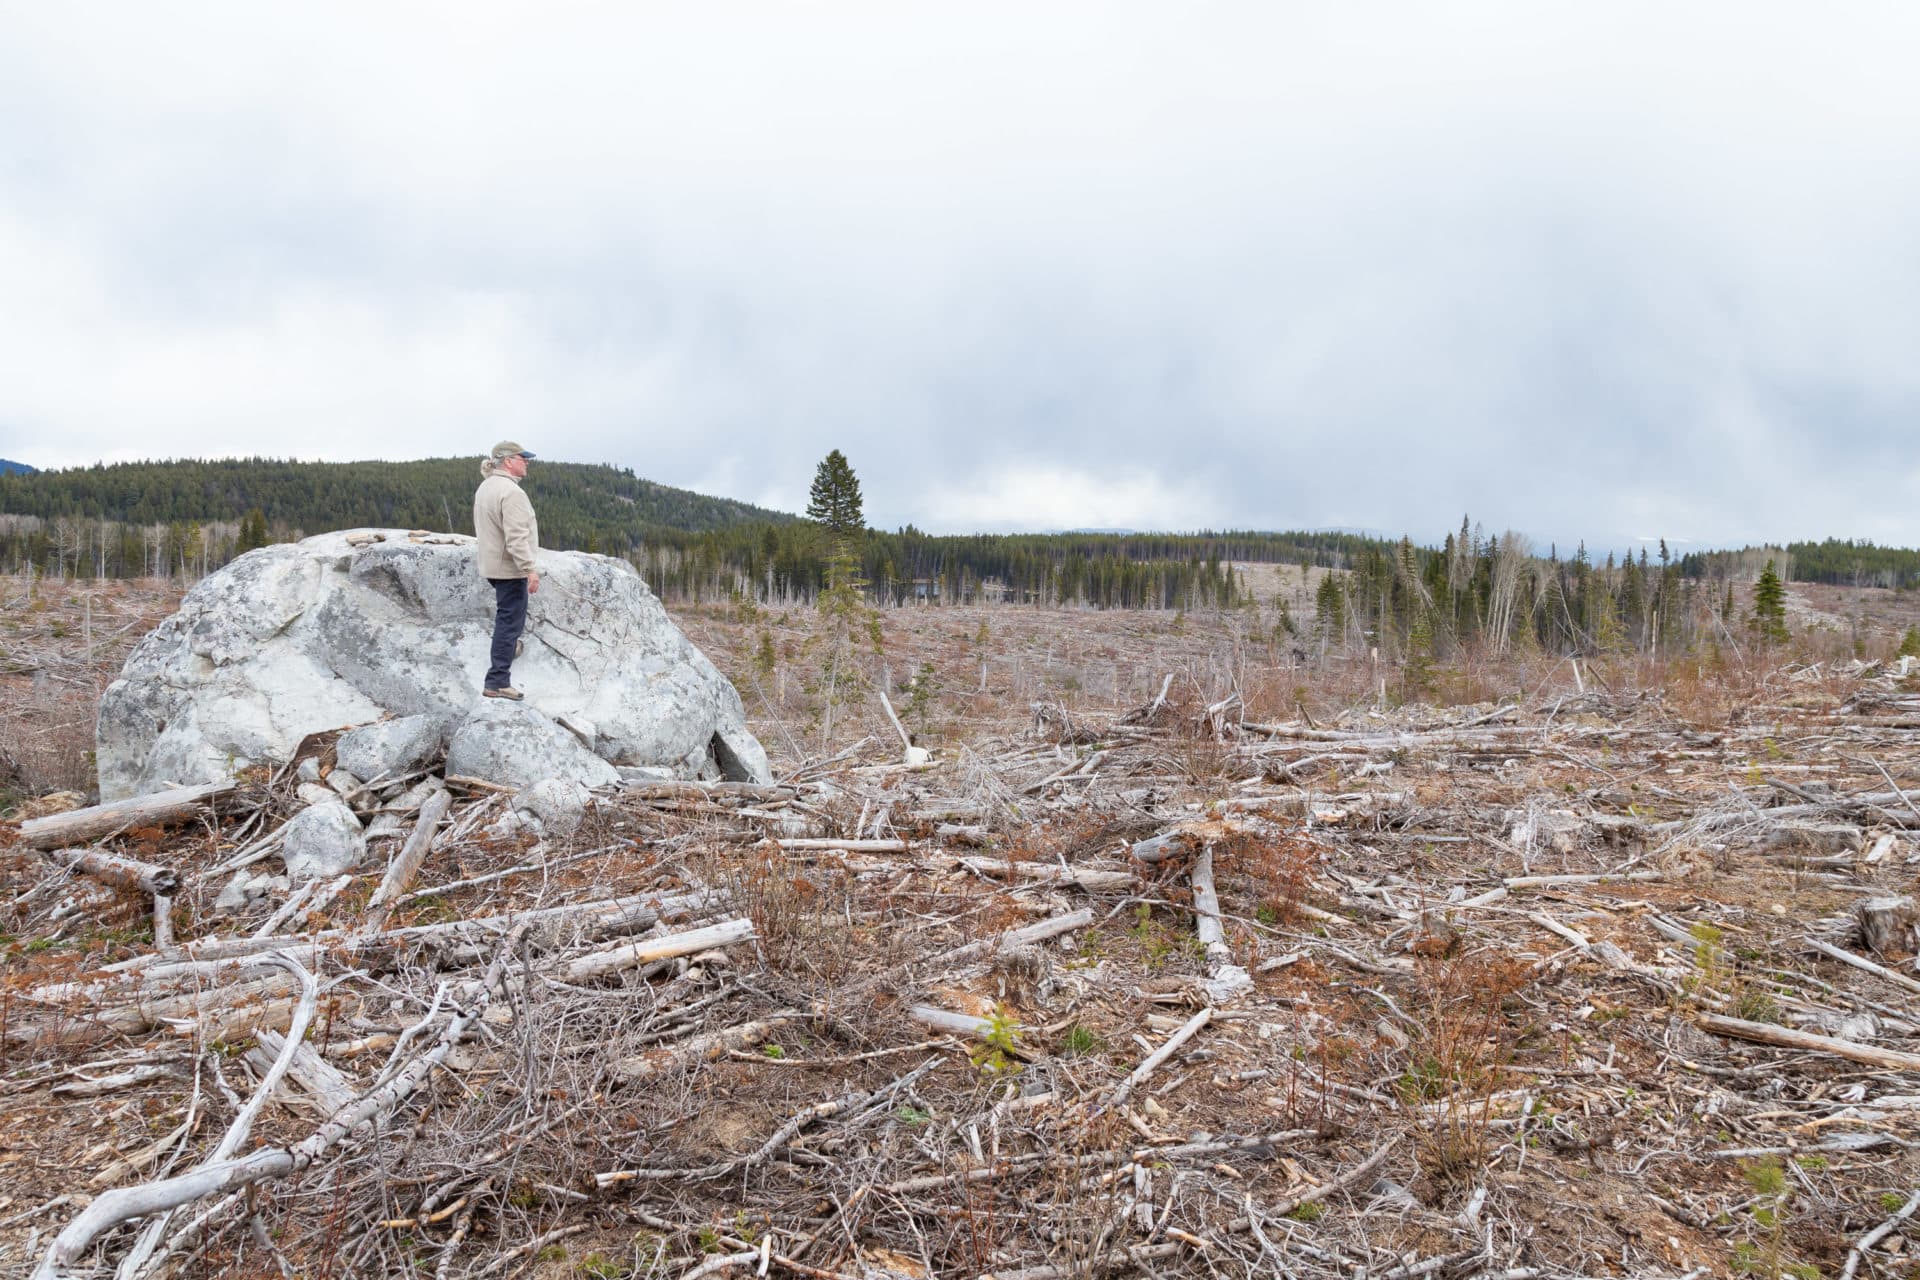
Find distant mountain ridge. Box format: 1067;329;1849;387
0;459;34;475
0;456;794;548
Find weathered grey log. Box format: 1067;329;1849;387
954;856;1134;891
49;1064;170;1097
555;918;756;982
1504;870;1666;890
909;1005;1001;1038
931;908;1094;967
39;847;177;896
614;1012;802;1081
360;789;453;933
1190;845;1251;1001
242;1029;357;1116
29;974;300;1039
1213;790;1409;816
1698;1013;1920;1072
877;687;914;752
100;887;730;972
1104;1007;1212;1109
1805;936;1920;996
1130;830;1184;864
775;838;907;852
17;781;236;850
623;781;797;801
1238;711;1521;743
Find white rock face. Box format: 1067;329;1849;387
446;700;620;790
97;530;772;800
282;801;367;882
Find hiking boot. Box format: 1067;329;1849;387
482;686;525;701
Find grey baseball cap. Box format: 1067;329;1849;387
490;440;536;460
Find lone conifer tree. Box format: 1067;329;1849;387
1751;559;1788;644
806;450;865;542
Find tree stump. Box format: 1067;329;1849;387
1855;896;1918;958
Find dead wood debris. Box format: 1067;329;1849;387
6;661;1920;1278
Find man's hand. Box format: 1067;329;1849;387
527;571;541;595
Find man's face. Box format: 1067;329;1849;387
502;453;529;479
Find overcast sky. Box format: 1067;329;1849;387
2;3;1917;550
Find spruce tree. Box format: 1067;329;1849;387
1751;559;1788;643
805;450;865;542
235;508;269;553
806;450;866;591
1314;572;1347;652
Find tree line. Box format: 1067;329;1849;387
1301;524;1813;668
1679;539;1920;590
0;456;1363;611
1;457;1909;648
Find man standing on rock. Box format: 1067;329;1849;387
474;441;540;700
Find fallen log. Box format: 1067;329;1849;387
1698;1013;1920;1072
775;837;908;852
909;1005;1005;1039
1190;844;1251;1002
98;887;729;972
360;789;453;934
622;780;797;801
38;847;177;896
1104;1007;1212;1109
614;1012;803;1082
1803;936;1920;997
953;855;1134;892
931;908;1094;968
1503;870;1666;890
554;917;756;983
17;781;236;850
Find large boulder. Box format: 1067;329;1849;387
98;530;772;800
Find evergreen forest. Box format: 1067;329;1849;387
2;457;1916;661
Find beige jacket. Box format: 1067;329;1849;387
473;472;540;578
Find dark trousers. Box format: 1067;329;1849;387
486;577;528;689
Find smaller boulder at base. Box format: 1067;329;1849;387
513;778;594;837
445;700;620;790
336;714;447;782
282;801;367;882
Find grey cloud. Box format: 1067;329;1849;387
3;3;1919;548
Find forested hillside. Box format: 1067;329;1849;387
0;459;34;475
0;457;787;544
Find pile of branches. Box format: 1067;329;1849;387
5;663;1920;1279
